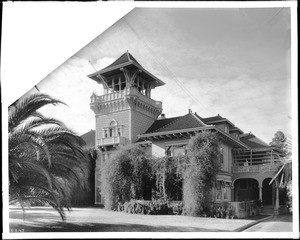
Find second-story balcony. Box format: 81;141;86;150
90;87;162;110
97;136;126;147
232;149;282;173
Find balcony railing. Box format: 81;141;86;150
233;163;280;173
90;87;162;109
232;150;282;173
97;136;126;147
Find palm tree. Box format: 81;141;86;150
9;93;89;220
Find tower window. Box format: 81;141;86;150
103;120;123;138
117;127;122;136
109;128;114;137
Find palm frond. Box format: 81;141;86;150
9;93;89;220
9;93;66;132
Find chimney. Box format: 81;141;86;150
158;113;166;119
188;109;192;114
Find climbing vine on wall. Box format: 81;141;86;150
183;131;221;216
151;155;187;201
100;145;153;210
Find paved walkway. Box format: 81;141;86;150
8;207;293;233
9;207;263;232
243;214;293;232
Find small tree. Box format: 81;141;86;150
100;145;152;210
183;131;220;216
269;130;288;156
269;130;292;212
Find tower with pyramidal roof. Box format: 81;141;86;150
88;51;165;152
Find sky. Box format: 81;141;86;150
17;7;292;144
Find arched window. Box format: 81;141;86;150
109;120;117;127
109;120;117;137
103;120;123;138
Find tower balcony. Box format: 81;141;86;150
90;87;162;110
97;136;126;147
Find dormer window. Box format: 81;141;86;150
224;125;229;133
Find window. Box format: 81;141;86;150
109;128;114;137
166;146;172;156
216;180;222;190
216;180;223;201
219;147;224;165
173;145;186;156
224;125;229;133
165;144;187;157
117;127;122;136
102;120;123;138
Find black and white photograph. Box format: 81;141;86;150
2;1;298;239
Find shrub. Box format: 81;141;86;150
183;131;220;216
207;202;237;219
118;200;184;215
100;145;153;210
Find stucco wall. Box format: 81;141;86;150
151;140;166;157
220;142;230;172
131;110;156;143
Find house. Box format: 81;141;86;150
87;51;285;215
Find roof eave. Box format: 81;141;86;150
87;62;165;87
131;62;165;87
212;126;250;149
87;62;133;81
207;119;235;127
138;126;215;139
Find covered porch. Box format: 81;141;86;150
232;148;286;215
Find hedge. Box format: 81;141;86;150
117;200;184;215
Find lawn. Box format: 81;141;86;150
9;207;264;232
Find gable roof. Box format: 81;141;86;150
145;116;182;133
201;114;235;127
201;115;225;123
240;133;270;149
145;112;207;134
80;130;95;148
229;127;244;134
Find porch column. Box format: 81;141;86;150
259;187;263;202
118;76;121;91
274;180;280;215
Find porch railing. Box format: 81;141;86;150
232;149;281;173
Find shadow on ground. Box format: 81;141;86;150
10;222;229;232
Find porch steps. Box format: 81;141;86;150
260;205;288;215
260;205;274;215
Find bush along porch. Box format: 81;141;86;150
98;132;262;219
